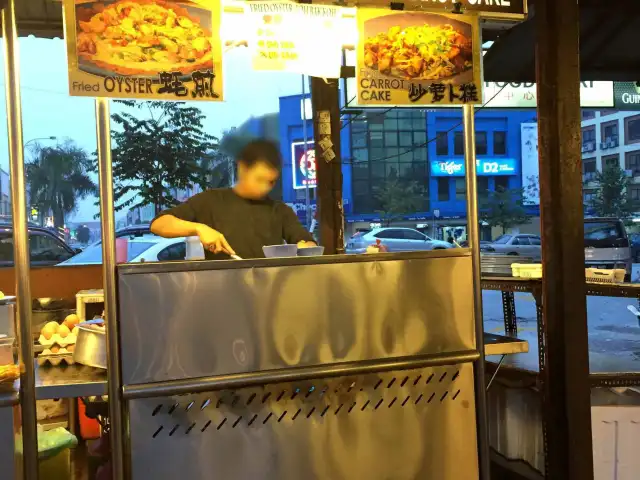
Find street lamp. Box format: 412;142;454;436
24;136;56;149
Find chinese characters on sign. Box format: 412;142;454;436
292;142;317;190
64;0;223;101
245;1;344;78
356;9;482;106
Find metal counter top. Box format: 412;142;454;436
484;333;529;355
117;248;472;276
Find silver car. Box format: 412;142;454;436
480;234;542;260
345;228;453;254
584;218;632;276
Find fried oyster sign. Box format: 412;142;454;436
357;9;482;106
64;0;223;101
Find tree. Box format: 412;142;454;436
482;186;533;235
373;173;426;226
26;141;97;229
110;100;218;214
588;165;638;218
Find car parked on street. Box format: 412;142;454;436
0;223;79;267
58;236;185;265
480;234;542;260
345;227;453;254
584;217;632;276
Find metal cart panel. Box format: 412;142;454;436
128;363;479;480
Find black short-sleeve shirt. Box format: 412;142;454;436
155;188;314;260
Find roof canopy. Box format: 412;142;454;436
15;0;62;38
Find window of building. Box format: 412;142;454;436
582;110;596;120
436;132;448;155
599;110;617;117
351;110;429;214
437;178;449;201
493;131;506;155
625;115;640;145
476;132;488;155
495;176;509;191
583;158;597;181
584;189;596;204
582;127;596;145
601;121;619;144
454;131;464;155
630;186;640;202
455;178;466;201
477;177;489;205
625;151;640;176
603;154;619;170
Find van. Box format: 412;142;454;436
584;218;632;278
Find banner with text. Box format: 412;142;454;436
245;1;344;78
64;0;223;101
431;158;518;176
356;9;483;106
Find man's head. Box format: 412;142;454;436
236;139;281;199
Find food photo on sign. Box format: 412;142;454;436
64;0;223;100
356;9;482;106
291;141;316;190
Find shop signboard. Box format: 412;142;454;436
345;78;614;108
63;0;223;100
430;158;518;176
291;141;316;189
363;0;525;17
244;1;344;78
613;82;640;110
356;9;483;106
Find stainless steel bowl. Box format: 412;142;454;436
73;325;107;369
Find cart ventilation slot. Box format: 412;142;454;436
201;420;212;432
151;405;162;416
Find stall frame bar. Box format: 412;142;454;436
95;98;127;479
2;1;38;478
463;104;490;480
122;350;480;400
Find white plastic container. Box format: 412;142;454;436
76;289;104;322
186;236;205;260
511;263;543;278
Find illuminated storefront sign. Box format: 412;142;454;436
430;158;518;176
291;141;316;189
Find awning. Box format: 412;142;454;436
14;0;62;39
484;3;640;82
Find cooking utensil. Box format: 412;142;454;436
73;325;107;369
230;254;243;260
297;246;325;257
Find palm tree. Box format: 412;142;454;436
26;141;97;228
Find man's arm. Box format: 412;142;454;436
150;215;201;238
280;204;316;246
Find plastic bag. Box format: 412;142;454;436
16;425;78;460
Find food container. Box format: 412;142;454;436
297;246;325;256
511;263;543;278
262;244;298;258
0;335;14;364
73;325;107;369
76;290;104;322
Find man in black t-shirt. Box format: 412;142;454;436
151;139;316;260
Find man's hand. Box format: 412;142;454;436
196;224;236;256
297;240;317;248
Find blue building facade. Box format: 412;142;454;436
276;92;538;233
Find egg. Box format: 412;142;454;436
72;326;79;336
41;324;56;340
63;314;80;330
45;321;59;330
57;324;71;338
66;344;75;353
50;345;60;354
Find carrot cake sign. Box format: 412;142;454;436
63;0;224;100
356;9;482;106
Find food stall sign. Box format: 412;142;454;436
356;9;483;106
291;141;317;189
345;78;614;108
63;0;224;101
430;158;518;176
243;1;345;78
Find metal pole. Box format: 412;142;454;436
95;98;126;479
2;1;38;478
463;104;490;480
301;74;311;229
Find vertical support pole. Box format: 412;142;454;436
535;0;593;478
310;77;344;254
463;104;490;480
95;98;126;479
2;2;38;478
